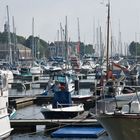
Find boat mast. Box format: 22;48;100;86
65;16;68;66
60;22;65;59
12;16;17;63
32;17;35;64
93;18;96;55
6;5;12;65
106;1;110;80
118;20;122;57
60;22;63;42
37;36;40;59
77;17;80;58
56;29;59;57
99;26;103;57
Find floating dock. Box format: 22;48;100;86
51;125;105;138
9;97;36;109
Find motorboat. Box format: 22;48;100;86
19;67;32;81
30;65;43;75
49;62;62;73
42;71;75;96
0;70;13;139
10;66;21;78
70;56;81;72
41;91;84;119
81;61;96;74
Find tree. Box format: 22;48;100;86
0;32;8;43
25;36;49;58
85;44;94;54
16;35;26;45
129;41;140;56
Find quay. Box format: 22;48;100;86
9;96;37;109
10;119;99;132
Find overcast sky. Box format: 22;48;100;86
0;0;140;44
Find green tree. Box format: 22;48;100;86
85;44;94;54
129;41;140;56
16;35;26;45
0;32;8;43
25;36;49;58
79;42;95;58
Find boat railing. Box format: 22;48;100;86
95;83;140;114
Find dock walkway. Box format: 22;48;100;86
10;119;98;126
10;118;99;132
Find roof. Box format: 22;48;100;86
16;43;31;50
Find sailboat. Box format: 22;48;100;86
95;2;140;140
30;18;44;76
96;91;140;140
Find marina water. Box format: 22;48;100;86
8;82;111;140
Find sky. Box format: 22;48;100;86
0;0;140;45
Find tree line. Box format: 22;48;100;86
0;31;95;59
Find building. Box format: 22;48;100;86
0;43;32;64
48;41;80;59
17;43;32;61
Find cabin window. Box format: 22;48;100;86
106;81;114;86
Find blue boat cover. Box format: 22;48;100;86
52;91;72;108
51;126;105;138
